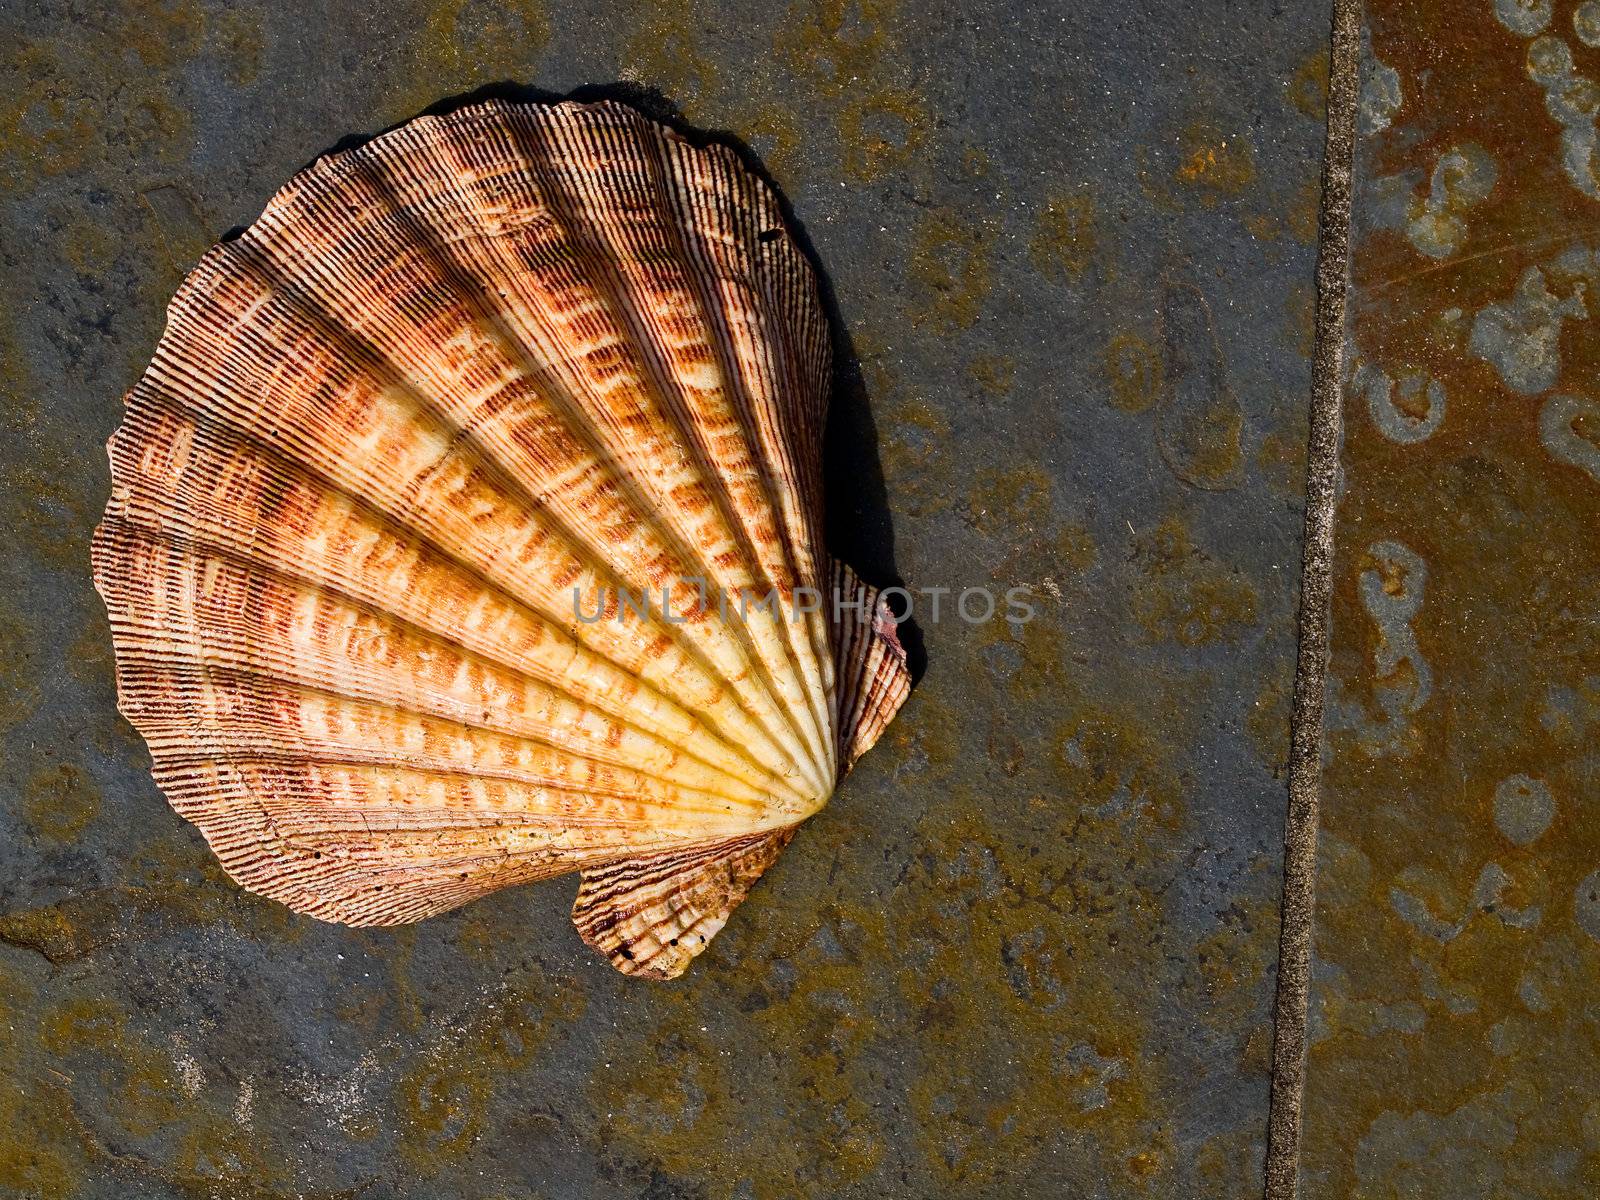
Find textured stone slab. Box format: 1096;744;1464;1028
1298;1;1600;1195
0;2;1328;1196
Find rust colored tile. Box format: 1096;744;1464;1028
1299;1;1600;1194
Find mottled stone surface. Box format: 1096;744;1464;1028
1299;1;1600;1195
0;2;1329;1196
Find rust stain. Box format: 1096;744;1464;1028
1301;0;1600;1195
1028;190;1098;281
1288;47;1331;120
20;763;100;842
1105;329;1164;414
773;0;928;182
1172;122;1258;200
1130;517;1260;648
404;0;551;114
907;207;998;331
1157;281;1246;490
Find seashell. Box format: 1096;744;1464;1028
91;99;912;979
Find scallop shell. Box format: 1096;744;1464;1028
92;99;912;979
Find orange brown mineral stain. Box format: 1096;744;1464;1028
1301;0;1600;1193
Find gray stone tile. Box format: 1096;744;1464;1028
0;2;1329;1195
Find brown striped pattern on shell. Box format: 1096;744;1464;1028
92;99;912;977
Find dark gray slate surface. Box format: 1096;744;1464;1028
0;2;1329;1196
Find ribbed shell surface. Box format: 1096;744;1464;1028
92;99;911;978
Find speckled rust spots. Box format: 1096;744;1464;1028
962;461;1098;603
211;7;264;86
896;687;962;769
1247;668;1294;777
836;88;926;181
623;0;723;116
1105;329;1163;413
124;0;207;70
1171;122;1258;202
1244;177;1324;248
864;577;1265;1190
0;605;41;733
396;1053;490;1164
893;704;1202;1188
975;611;1071;709
1301;1;1600;1194
1286;278;1317;358
622;1;807;180
414;0;550;94
879;393;954;519
1287;46;1330;120
0;1057;81;1200
0;900;101;963
113;1061;189;1141
1195;898;1276;995
776;0;928;182
908;207;997;331
1054;703;1185;828
141;183;213;277
1288;174;1323;243
570;574;1260;1193
587;905;903;1197
633;0;933;189
1257;408;1311;499
21;762;100;842
40;996;126;1055
1157;282;1245;489
61;217;119;275
396;977;584;1171
966;464;1052;539
1130;517;1260;647
967;352;1015;397
28;986;293;1194
0;44;95;188
0;840;305;965
1029;190;1098;281
0;0;209;183
0;966;82;1200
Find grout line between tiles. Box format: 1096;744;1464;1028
1263;0;1362;1197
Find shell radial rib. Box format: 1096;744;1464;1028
91;99;912;979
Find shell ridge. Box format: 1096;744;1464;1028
104;505;762;790
125;696;586;927
551;111;838;787
570;827;796;978
117;390;803;800
628;121;839;783
98;527;785;809
100;385;800;803
749;219;840;737
159;231;812;792
478;105;835;795
90;523;371;921
308;130;826;799
127;666;768;811
103;281;822;927
140;739;593;927
168;755;761;830
122;718;763;820
104;411;793;802
829;560;913;773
